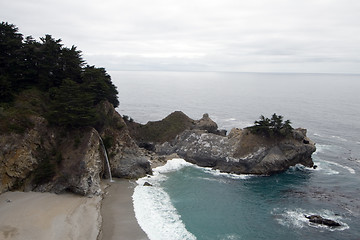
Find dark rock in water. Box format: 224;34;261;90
156;127;316;175
304;215;341;227
143;182;152;186
313;165;318;169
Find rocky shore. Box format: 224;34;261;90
0;106;318;239
1;107;316;196
0;101;152;196
134;112;316;175
156;127;315;175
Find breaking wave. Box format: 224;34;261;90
133;159;196;240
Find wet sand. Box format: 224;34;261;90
100;179;149;240
0;191;102;240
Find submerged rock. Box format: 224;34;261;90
304;215;341;227
143;182;152;186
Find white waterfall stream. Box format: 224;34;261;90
99;137;114;182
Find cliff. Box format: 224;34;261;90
0;104;316;196
0;23;154;196
0;101;151;196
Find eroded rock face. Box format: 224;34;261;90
98;101;152;179
0;117;104;196
0;116;46;194
0;101;152;196
156;128;316;175
36;128;104;196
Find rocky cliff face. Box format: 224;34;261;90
97;101;152;179
0;101;151;196
156;127;316;175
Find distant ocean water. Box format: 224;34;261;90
110;71;360;240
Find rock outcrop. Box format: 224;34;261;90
156;127;316;175
304;215;341;227
126;111;224;147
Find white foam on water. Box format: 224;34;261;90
219;233;241;240
287;164;312;172
331;135;348;142
201;167;254;180
313;162;340;175
320;159;356;174
225;118;236;121
273;208;349;231
133;159;197;240
314;144;332;155
154;158;195;174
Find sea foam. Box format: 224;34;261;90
273;208;349;231
320;159;355;174
133;159;197;240
201;167;254;180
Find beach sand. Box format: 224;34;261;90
0;180;148;240
100;179;149;240
0;191;102;240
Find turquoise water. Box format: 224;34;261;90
162;164;357;240
114;71;360;239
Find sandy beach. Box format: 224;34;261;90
0;180;148;240
0;191;102;240
100;179;149;240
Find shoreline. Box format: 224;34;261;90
99;179;149;240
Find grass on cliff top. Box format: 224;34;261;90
127;111;195;143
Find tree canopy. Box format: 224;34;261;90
247;113;293;137
0;22;119;128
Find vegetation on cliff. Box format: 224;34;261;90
125;111;195;144
247;113;293;138
0;22;119;130
0;22;126;191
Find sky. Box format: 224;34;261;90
1;0;360;74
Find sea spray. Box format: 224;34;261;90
99;136;114;182
133;159;196;240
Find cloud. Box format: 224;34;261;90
1;0;360;73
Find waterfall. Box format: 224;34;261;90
99;136;114;182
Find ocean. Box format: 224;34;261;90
111;71;360;240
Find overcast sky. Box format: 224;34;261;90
2;0;360;73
